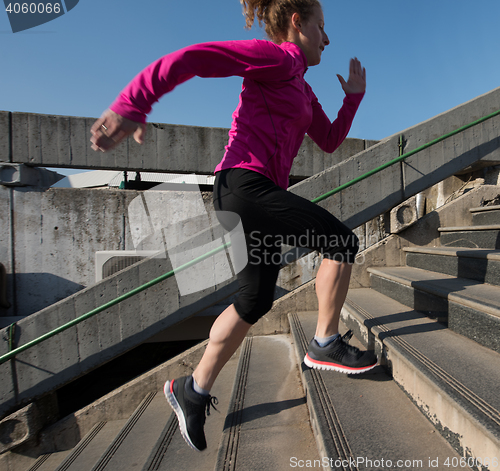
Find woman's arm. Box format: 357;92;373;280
307;92;364;154
307;58;366;153
91;39;298;152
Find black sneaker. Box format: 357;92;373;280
164;376;218;452
304;330;377;373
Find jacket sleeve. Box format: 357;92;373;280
109;40;296;123
306;91;364;154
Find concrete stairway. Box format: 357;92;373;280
289;313;466;471
20;327;470;471
337;203;500;468
20;334;319;471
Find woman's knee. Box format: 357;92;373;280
324;230;359;264
234;294;274;325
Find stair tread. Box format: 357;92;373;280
344;289;500;429
216;334;318;470
368;265;500;318
403;246;500;260
89;393;169;471
149;346;241;471
55;420;128;471
289;312;464;466
24;450;73;471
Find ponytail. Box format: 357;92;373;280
240;0;321;43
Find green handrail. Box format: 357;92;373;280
1;107;499;365
312;108;500;204
0;242;230;364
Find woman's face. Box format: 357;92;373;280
294;6;330;67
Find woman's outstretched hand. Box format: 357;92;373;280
337;57;366;95
90;109;146;152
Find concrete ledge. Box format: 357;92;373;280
368;266;500;318
403;246;500;259
404;248;500;288
1;110;374;180
471;204;500;212
368;266;500;352
439;224;500;231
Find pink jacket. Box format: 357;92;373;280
110;39;363;189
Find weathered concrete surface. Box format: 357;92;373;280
0;181;380;319
349;185;500;289
1;187;231;318
1;188;138;317
0;112;10;164
0;186;13;314
0;109;375;180
0;164;62;187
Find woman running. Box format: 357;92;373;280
91;0;377;452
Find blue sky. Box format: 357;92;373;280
1;0;499;171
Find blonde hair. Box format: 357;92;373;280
241;0;321;43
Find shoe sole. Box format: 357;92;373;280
164;380;203;452
304;353;377;374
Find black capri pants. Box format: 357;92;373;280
213;168;359;325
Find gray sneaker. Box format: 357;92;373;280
304;330;377;373
164;376;218;451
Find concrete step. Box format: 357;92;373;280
87;392;169;471
403;246;500;286
368;265;500;353
54;420;128;471
25;450;72;471
23;421;127;471
289;311;468;471
215;334;317;470
140;344;241;471
48;333;316;471
439;224;500;249
28;344;240;471
340;289;500;469
471;205;500;226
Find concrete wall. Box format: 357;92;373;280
0;110;376;180
1;187;140;317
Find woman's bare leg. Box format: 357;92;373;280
191;259;352;390
314;258;352;338
192;304;251;391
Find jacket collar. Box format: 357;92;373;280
279;41;309;75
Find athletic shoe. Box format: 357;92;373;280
164;376;218;451
304;330;377;373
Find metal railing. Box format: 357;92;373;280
1;108;499;365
